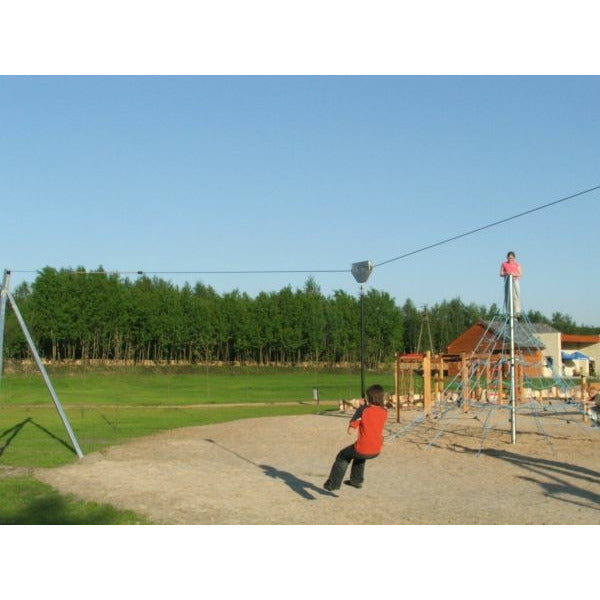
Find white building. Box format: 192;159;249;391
534;324;599;377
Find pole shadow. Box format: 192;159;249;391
0;418;31;457
204;438;336;499
452;444;600;512
0;417;77;458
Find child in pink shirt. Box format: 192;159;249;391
500;251;522;315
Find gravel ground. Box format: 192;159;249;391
35;408;600;524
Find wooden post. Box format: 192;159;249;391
434;356;443;403
485;360;491;403
395;353;400;423
439;357;445;403
475;363;482;401
423;351;432;418
582;377;589;423
461;353;469;412
409;364;414;405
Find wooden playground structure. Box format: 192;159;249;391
392;350;593;423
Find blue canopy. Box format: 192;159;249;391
562;351;591;361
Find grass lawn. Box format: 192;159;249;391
0;364;395;406
0;365;399;466
0;476;150;524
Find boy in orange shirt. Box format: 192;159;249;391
324;384;388;491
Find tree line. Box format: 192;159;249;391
2;267;597;366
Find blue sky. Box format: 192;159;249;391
2;75;599;324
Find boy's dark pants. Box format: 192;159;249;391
325;444;379;490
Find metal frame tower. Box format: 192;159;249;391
0;269;84;458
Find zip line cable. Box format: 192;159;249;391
373;183;600;268
7;268;349;276
7;183;600;278
140;269;350;275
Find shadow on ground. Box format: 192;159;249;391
454;444;600;513
0;418;76;458
0;476;149;525
259;464;336;500
204;438;336;499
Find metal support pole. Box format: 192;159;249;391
313;387;320;409
6;289;84;458
0;270;9;384
360;283;365;399
508;275;517;444
351;261;372;401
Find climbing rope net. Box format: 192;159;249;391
385;310;599;454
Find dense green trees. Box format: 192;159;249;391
2;268;597;365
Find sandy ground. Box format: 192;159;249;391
35;407;600;524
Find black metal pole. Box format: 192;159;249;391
351;261;373;401
360;284;365;399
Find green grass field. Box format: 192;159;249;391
0;365;393;524
1;365;398;465
0;476;151;524
1;364;394;406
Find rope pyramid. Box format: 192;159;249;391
386;302;597;453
